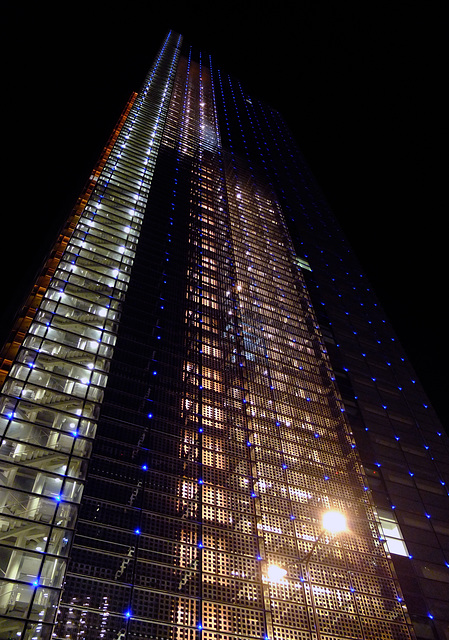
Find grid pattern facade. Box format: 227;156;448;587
0;28;446;640
0;32;182;639
215;73;449;639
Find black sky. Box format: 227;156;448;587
2;2;446;426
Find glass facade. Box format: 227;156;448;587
232;78;449;640
0;30;447;640
0;32;182;639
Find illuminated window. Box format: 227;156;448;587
377;508;409;556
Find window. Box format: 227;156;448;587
377;508;409;556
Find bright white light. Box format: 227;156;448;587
267;564;287;582
322;511;347;535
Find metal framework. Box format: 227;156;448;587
0;31;423;640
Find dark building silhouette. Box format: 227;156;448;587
0;31;447;640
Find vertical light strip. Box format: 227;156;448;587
0;91;137;388
0;32;182;639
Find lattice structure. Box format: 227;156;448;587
0;31;419;640
0;32;182;639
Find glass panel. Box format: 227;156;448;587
377;509;409;557
384;536;409;556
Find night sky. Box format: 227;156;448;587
2;3;446;427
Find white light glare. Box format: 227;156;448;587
322;511;347;535
267;564;287;582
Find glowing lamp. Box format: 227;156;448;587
267;564;287;582
322;511;347;535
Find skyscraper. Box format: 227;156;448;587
0;29;447;640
